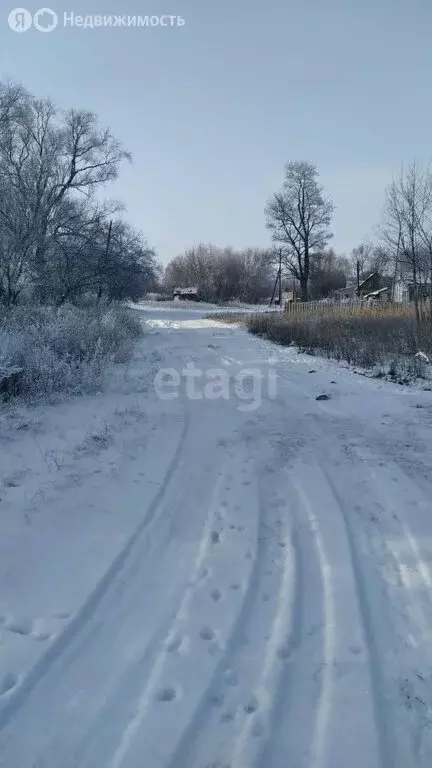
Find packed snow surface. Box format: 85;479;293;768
1;305;432;767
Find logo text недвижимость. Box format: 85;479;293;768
8;9;186;32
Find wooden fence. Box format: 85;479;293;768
284;300;426;319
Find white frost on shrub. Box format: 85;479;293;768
0;303;142;398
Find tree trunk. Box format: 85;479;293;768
301;245;310;302
300;276;308;302
429;249;432;323
412;261;421;329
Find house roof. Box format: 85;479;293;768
333;272;379;295
359;272;378;287
333;284;357;294
174;286;198;294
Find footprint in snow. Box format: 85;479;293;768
210;693;225;707
224;669;238;687
210;531;221;545
200;627;216;641
277;643;294;660
0;672;18;696
221;712;235;723
5;617;33;636
3;478;21;488
244;695;259;714
211;588;222;603
198;567;210;582
156;687;177;703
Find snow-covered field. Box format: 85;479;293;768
1;304;432;767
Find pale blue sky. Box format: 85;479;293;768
1;0;431;263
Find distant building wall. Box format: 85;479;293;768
173;287;199;301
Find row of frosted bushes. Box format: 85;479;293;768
0;303;142;398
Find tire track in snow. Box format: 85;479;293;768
14;418;229;768
258;456;392;768
348;448;432;762
371;516;432;644
105;450;261;768
355;446;432;634
229;519;295;768
290;479;336;768
256;475;335;768
0;415;190;732
185;469;297;768
109;469;225;768
255;524;305;768
322;466;395;768
164;459;272;768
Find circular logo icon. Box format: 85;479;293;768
33;7;58;32
8;8;32;32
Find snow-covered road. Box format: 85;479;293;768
1;306;432;767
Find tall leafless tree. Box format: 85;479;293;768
381;162;432;325
0;82;131;299
0;80;159;306
265;161;334;301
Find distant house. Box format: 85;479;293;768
173;286;199;302
283;290;299;304
393;278;431;304
391;256;431;303
332;272;381;301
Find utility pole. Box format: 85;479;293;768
269;248;283;308
356;259;361;298
105;219;113;262
278;247;282;308
392;230;401;301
